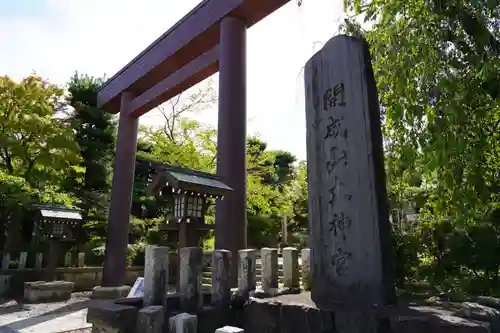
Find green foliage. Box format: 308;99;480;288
64;72;117;242
0;75;81;250
321;0;500;294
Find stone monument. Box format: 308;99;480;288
304;34;395;329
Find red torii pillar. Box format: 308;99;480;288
216;16;248;285
101;94;139;287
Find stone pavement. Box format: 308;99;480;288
0;292;91;333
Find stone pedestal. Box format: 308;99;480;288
24;281;74;303
179;247;203;312
136;305;164;333
87;300;139;333
169;313;197;333
282;247;299;292
211;249;231;307
260;248;278;296
91;285;131;299
143;246;169;307
237;249;257;298
301;248;311;291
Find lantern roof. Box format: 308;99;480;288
33;204;83;225
146;163;233;197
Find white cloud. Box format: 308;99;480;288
0;0;345;160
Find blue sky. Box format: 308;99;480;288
0;0;344;161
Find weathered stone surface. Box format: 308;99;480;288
260;248;278;296
242;294;492;333
304;34;395;310
197;305;233;333
455;302;500;330
390;305;491;333
114;296;143;308
179;247;203;312
91;285;131;299
300;248;311;291
35;253;44;270
1;253;10;270
143;246;169;307
476;296;500;310
282;247;299;292
23;280;74;303
169;312;197;333
242;297;333;333
237;249;257;298
136;305;164;333
92;325;119;333
87;300;138;333
0;275;10;298
215;326;244;333
78;252;85;267
211;249;231;307
19;252;28;269
65;252;72;267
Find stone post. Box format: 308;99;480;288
260;248;278;296
64;252;72;267
143;246;169;307
35;253;43;270
78;252;85;267
282;247;299;291
300;248;311;291
179;247;203;312
169;313;197;333
215;326;244;333
19;252;28;269
237;249;256;298
136;305;164;333
1;253;10;270
211;249;231;307
304;35;396;332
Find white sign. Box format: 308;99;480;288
127;277;144;298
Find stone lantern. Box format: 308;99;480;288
147;166;232;249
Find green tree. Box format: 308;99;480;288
325;0;500;291
65;73;117;242
0;75;81;250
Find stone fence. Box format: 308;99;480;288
0;247;310;298
88;246;312;333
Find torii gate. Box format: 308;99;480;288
97;0;291;287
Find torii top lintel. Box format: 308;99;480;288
97;0;291;117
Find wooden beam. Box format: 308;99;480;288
97;0;243;110
128;46;219;118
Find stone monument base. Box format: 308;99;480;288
91;285;131;299
23;281;75;303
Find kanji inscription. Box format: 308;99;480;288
304;35;395;310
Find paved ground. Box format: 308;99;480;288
0;293;91;333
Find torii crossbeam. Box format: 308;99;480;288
98;0;291;287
